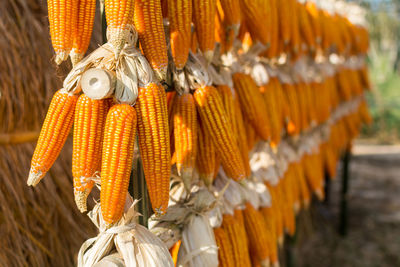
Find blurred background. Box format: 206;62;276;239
0;0;399;266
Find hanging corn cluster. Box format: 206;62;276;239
29;0;371;265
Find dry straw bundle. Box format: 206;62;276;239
0;0;101;265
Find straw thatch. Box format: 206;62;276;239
0;0;102;265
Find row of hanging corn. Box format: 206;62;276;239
27;0;371;266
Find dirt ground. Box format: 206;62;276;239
289;143;400;267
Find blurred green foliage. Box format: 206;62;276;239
361;1;400;143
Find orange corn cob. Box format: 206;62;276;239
104;0;135;55
222;213;252;267
27;90;78;186
243;203;270;265
233;95;251;177
239;0;271;46
48;0;78;64
293;162;311;208
282;83;300;135
190;30;199;53
172;93;197;190
72;95;110;212
168;0;192;69
100;104;137;225
214;227;235;267
232;73;270;140
134;0;168;80
264;0;279;58
169;240;181;266
277;0;292;45
260;205;279;265
194;86;245;181
136;83;171;214
192;0;217;62
218;0;241;29
298;2;316;50
259;83;282;147
196;118;217;186
70;0;96;65
305;1;322;44
243;116;258;152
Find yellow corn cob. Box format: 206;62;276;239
217;85;237;142
214;227;235;267
172;93;197;190
305;1;322;44
168;0;192;69
105;0;135;55
136;83;171;214
27;90;78;186
192;0;216;62
194;86;245;181
277;0;292;45
100;104;137;225
243;116;258;152
260;206;279;265
293;162;311;208
259;83;281;147
48;0;78;64
263;0;278;58
267;184;284;244
297;2;316;50
215;7;229;54
243;202;270;265
190;30;199;53
70;0;96;65
280;177;296;236
169;240;181;265
289;0;300;54
72;95;110;212
196;118;217;186
282;83;301;135
239;0;270;46
233;95;251;177
232;73;270;140
222;213;252;267
218;0;241;29
134;0;168;80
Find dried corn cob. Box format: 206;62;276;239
297;2;316;50
100;104;137;225
172;93;197;190
222;213;252;267
70;0;96;65
196;118;217;186
192;0;216;62
169;240;181;265
305;1;322;44
214;227;235;267
218;85;250;177
239;0;270;46
217;0;241;30
243;202;270;265
27;89;78;186
260;206;279;265
48;0;78;64
277;0;292;45
233;95;251;177
233;73;270;140
134;0;168;80
72;95;109;212
194;86;245;181
136;83;171;214
168;0;192;69
104;0;135;55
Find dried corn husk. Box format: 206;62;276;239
78;198;173;267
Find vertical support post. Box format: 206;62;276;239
323;171;331;206
99;0;107;44
339;148;351;236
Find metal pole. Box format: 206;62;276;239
339;148;351;236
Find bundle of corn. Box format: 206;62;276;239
0;0;103;266
14;0;373;266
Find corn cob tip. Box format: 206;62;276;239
74;190;90;213
261;258;270;267
55;51;69;65
69;50;84;66
203;50;214;64
27;170;43;187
